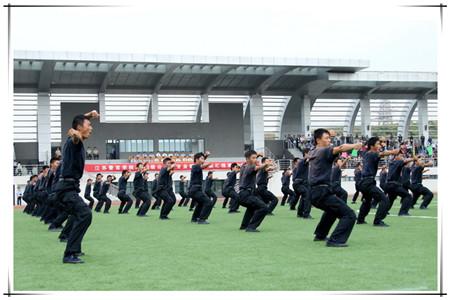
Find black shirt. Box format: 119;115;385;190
99;181;110;196
60;137;85;180
379;170;388;185
330;166;342;185
93;180;101;196
256;169;269;188
152;179;158;191
84;183;92;197
205;177;213;191
281;174;290;187
411;165;424;185
179;180;185;193
308;146;339;186
354;169;362;184
223;171;237;190
133;171;145;191
239;164;257;190
361;151;381;177
292;159;309;182
158;167;171;190
387;160;404;182
118;176;128;192
143;178;149;192
189;164;203;187
401;166;411;185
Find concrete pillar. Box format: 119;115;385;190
37;92;51;163
200;94;209;123
151;93;159;122
360;96;371;138
417;97;429;142
98;92;106;123
300;95;312;137
249;94;265;153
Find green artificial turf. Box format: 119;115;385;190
14;198;438;291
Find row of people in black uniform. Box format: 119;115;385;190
21;114;436;263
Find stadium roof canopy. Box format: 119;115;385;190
14;50;437;99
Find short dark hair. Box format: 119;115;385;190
292;157;300;164
230;162;238;169
122;170;129;176
179;175;183;179
49;157;60;165
136;162;143;168
107;175;113;180
313;128;330;145
29;175;36;181
244;150;257;159
163;157;172;164
208;171;213;175
96;173;102;177
72;114;89;130
154;173;159;177
41;165;49;171
367;137;380;149
87;178;93;182
261;156;269;163
193;152;205;162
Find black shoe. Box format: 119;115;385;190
351;202;356;204
386;212;390;215
160;216;170;220
197;220;210;224
326;241;348;248
289;208;296;211
229;210;240;213
239;227;246;230
303;215;313;219
419;206;427;210
118;211;123;214
410;205;415;209
189;208;194;211
59;238;68;243
267;212;274;216
48;226;63;232
137;214;149;217
398;213;411;216
74;252;85;257
245;228;260;233
103;211;110;214
374;221;390;227
356;220;367;224
63;255;84;264
313;236;328;242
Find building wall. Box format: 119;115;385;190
60;102;244;159
14;142;39;164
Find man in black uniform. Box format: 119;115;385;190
291;155;312;218
410;158;434;209
83;179;95;209
118;170;133;214
54;110;98;263
238;150;270;232
134;163;151;217
155;158;177;220
384;153;416;216
189;151;214;224
222;163;240;213
351;162;363;204
256;157;278;215
280;170;295;207
93;173;104;212
151;173;161;210
23;175;38;214
204;171;217;208
34;166;50;217
330;157;349;203
178;175;190;207
308;128;361;247
357;137;400;227
373;165;389;209
97;175;114;214
401;161;413;198
41;157;61;223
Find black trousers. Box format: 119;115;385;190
33;191;47;217
156;189;176;218
385;182;413;215
190;188;214;221
357;178;390;224
23;196;33;214
205;190;218;207
42;193;59;224
293;181;311;217
133;190;141;209
151;192;161;209
84;195;95;209
55;181;92;257
222;187;240;212
117;191;133;214
50;207;68;229
310;185;356;244
178;191;190;206
96;195;112;213
135;190;151;216
332;184;348;203
281;186;295;206
411;183;433;208
238;189;269;230
256;186;278;213
352;184;362;203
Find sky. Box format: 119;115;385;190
10;0;440;72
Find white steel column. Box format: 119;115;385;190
37;92;51;163
249;94;265;153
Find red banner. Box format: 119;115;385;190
84;162;244;173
